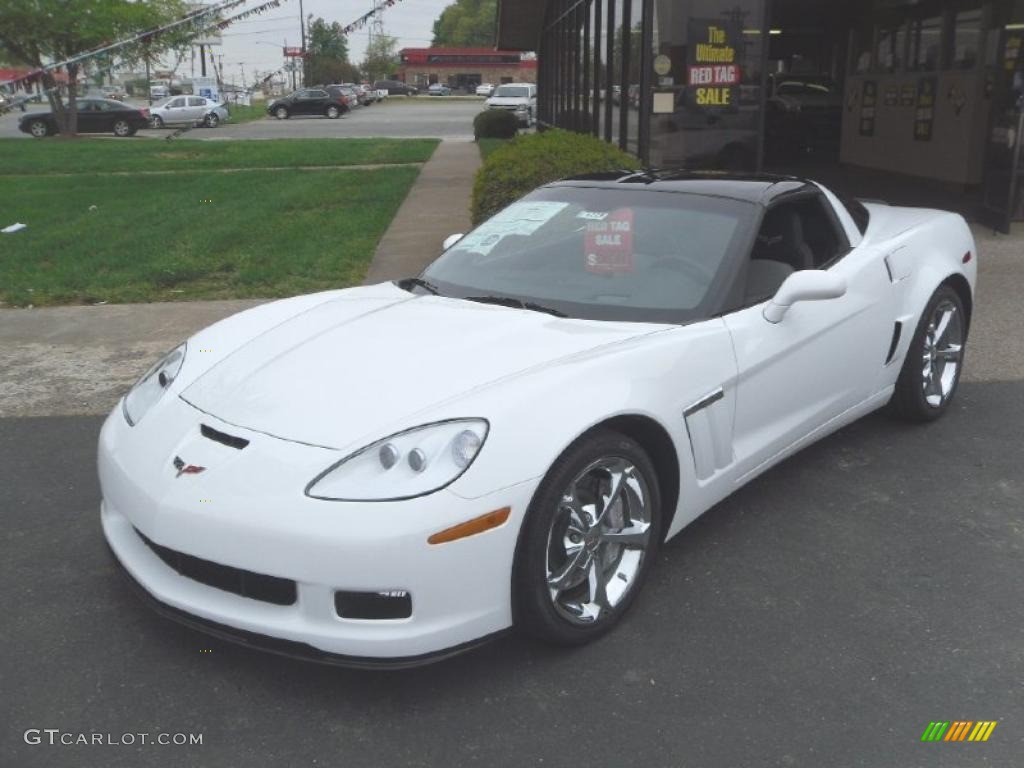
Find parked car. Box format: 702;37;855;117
150;85;170;99
427;83;452;96
358;84;379;104
266;87;350;120
475;82;495;97
373;79;418;96
99;171;977;664
100;85;127;101
149;95;228;128
332;84;363;107
485;82;537;126
18;98;149;137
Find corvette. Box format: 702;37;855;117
100;171;977;666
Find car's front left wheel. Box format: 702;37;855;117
514;429;662;646
28;119;49;138
205;112;220;128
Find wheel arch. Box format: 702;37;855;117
578;414;682;539
941;272;973;334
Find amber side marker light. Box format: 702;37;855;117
963;252;973;264
428;507;511;545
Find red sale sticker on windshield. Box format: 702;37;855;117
584;208;634;273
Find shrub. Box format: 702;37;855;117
473;109;520;140
470;129;641;224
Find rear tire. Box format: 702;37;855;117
890;284;967;422
325;105;340;119
513;429;662;646
113;120;133;137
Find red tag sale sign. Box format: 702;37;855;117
584;209;635;273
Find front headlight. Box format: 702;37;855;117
122;343;186;426
306;419;489;502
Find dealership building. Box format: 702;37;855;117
397;48;537;91
495;0;1024;231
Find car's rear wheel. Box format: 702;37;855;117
113;120;133;137
149;115;164;128
514;430;662;645
891;284;967;422
325;105;341;119
275;106;289;119
28;119;49;138
204;112;220;128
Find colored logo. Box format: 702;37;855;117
172;456;206;479
921;721;997;742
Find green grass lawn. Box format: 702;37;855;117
0;137;438;175
224;102;267;124
0;139;434;306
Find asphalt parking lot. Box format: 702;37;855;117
0;98;484;140
2;233;1022;767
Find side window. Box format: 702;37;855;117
188;97;204;107
169;97;185;108
742;196;848;305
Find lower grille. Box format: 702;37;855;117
136;528;297;606
335;590;412;620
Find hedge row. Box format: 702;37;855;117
471;129;641;225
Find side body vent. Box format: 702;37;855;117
885;321;903;365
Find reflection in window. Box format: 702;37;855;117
951;10;982;70
876;23;907;72
910;16;942;71
851;25;873;74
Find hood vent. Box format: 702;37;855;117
200;424;250;450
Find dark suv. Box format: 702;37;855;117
373;80;418;96
266;87;350;119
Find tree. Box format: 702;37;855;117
362;34;399;82
306;17;359;85
0;0;187;136
431;0;497;48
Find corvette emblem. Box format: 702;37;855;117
173;456;206;478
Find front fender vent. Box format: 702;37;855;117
885;321;903;365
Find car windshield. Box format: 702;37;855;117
420;186;755;323
495;86;529;98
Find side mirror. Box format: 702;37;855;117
442;233;464;251
763;270;847;323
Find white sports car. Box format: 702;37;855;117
100;172;977;666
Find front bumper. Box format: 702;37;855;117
99;400;538;661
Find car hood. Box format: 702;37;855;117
487;97;530;106
181;285;667;449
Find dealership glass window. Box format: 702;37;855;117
876;22;908;72
909;16;942;71
950;9;983;70
851;24;874;74
647;0;765;170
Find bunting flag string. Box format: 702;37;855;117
0;0;288;91
340;0;402;36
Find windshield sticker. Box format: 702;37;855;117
584;208;635;273
456;201;568;255
577;211;609;221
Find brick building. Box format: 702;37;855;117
397;48;537;91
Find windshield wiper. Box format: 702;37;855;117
463;295;567;318
397;277;440;295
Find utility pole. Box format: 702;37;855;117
298;0;307;87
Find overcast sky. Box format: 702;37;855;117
208;0;454;85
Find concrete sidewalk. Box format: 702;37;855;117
0;139;481;418
363;139;480;283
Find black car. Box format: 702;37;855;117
373;79;418;96
18;98;149;137
266;87;350;120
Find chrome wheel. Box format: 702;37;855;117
921;299;963;408
205;113;219;127
113;120;131;137
150;115;163;128
545;457;653;625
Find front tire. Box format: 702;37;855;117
150;115;164;128
890;284;967;422
514;429;662;646
204;112;220;128
28;119;49;138
274;106;289;120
